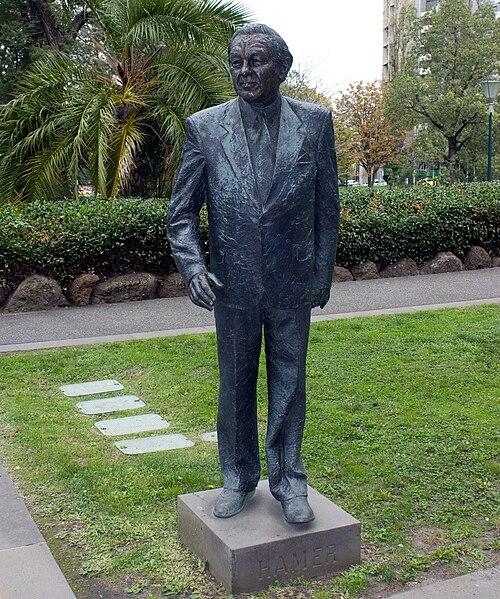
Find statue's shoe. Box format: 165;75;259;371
213;488;256;518
280;496;315;524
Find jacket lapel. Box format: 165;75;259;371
219;100;257;200
265;97;305;211
218;97;305;212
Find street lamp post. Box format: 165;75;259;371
481;79;500;181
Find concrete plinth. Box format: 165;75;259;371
177;480;361;593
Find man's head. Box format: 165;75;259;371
228;24;293;107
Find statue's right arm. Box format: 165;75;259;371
167;117;208;284
167;118;223;311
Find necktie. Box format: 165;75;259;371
252;111;274;205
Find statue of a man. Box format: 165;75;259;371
167;24;339;524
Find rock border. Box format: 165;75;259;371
1;247;498;314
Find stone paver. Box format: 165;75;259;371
95;413;170;436
60;379;124;397
115;434;194;455
77;395;145;415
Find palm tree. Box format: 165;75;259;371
0;0;250;202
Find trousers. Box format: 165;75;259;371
214;294;311;502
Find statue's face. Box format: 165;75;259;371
229;34;281;106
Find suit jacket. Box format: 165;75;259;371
167;96;340;309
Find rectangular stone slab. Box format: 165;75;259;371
0;542;76;599
115;434;194;455
60;380;124;397
95;414;169;436
77;395;145;415
178;480;361;594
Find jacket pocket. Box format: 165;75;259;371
295;246;313;262
296;151;312;164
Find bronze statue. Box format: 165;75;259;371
167;24;340;524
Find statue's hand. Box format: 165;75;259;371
188;272;224;311
312;287;330;309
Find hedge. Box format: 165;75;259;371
0;183;498;289
336;183;499;266
0;198;176;289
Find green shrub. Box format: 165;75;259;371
0;197;175;289
0;183;498;289
337;183;499;266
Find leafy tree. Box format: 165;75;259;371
0;0;91;103
332;117;357;185
0;0;35;102
385;0;500;182
335;81;403;187
459;111;500;180
0;0;249;202
281;69;357;183
281;69;333;110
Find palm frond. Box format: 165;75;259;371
107;111;146;196
0;0;251;201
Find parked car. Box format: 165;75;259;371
417;177;437;186
373;178;388;186
78;185;94;195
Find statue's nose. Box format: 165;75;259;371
241;61;252;76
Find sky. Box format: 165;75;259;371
240;0;384;98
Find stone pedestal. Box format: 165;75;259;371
177;480;361;593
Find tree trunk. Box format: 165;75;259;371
446;136;460;183
29;0;63;50
367;168;375;188
123;154;154;197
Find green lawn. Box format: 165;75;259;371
0;305;499;598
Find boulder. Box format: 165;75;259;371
0;281;10;306
90;272;158;304
67;273;100;306
333;266;353;283
464;246;492;270
158;272;187;298
350;261;379;281
3;275;69;313
420;252;464;275
380;258;418;278
492;256;500;268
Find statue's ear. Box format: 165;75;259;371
278;56;293;83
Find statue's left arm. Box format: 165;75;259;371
312;110;340;309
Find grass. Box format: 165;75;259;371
0;305;499;598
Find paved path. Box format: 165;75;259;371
0;268;498;597
0;461;76;598
384;567;500;598
1;269;499;352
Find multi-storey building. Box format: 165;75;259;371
383;0;500;81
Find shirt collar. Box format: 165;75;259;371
238;94;282;124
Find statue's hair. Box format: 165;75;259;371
228;24;293;80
